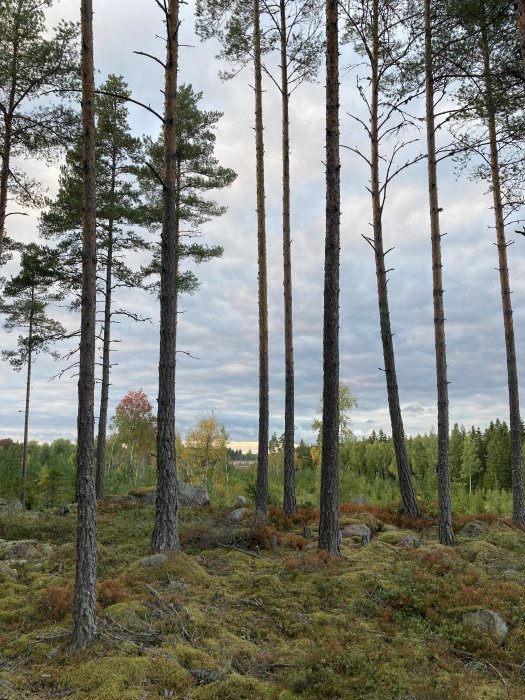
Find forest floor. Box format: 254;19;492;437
1;497;525;699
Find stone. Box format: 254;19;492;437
397;534;416;547
340;524;372;544
4;539;39;560
227;507;250;522
179;482;210;507
0;561;18;580
139;554;168;567
459;521;486;538
462;610;509;645
0;498;22;512
234;495;251;507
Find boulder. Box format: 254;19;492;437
139;553;168;568
462;610;509;645
4;539;39;560
340;524;372;545
234;495;251;507
227;507;250;522
459;521;486;539
179;482;210;507
397;534;416;547
0;498;22;513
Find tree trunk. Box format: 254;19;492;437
151;0;181;552
21;297;34;506
516;0;525;76
280;0;296;515
318;0;340;555
253;0;269;517
72;0;98;650
481;25;525;525
95;145;117;499
0;23;18;261
369;0;419;520
424;0;454;545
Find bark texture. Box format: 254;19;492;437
318;0;340;555
253;0;269;517
368;0;419;520
517;0;525;76
424;0;454;545
481;26;525;525
72;0;97;649
151;0;181;552
280;0;296;515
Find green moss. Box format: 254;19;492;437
59;653;192;699
192;673;274;699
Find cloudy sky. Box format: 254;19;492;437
1;0;524;448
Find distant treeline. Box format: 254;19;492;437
0;418;522;509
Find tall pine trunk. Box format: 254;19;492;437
21;298;34;505
516;0;525;75
481;25;525;525
280;0;296;515
151;0;181;552
368;0;419;519
424;0;454;545
318;0;340;555
95;145;117;499
254;0;269;517
0;25;17;260
72;0;97;649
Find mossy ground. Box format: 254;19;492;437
1;500;525;699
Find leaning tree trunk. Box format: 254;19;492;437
151;0;181;552
481;26;525;525
72;0;98;650
368;0;419;519
21;298;34;506
253;0;269;517
95;145;117;499
517;0;525;76
280;0;296;515
318;0;340;555
424;0;454;545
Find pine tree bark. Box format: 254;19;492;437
254;0;269;517
95;145;117;499
151;0;181;552
21;296;33;506
424;0;454;545
72;0;97;649
368;0;419;519
0;19;18;261
318;0;340;555
481;25;525;525
280;0;296;515
517;0;525;76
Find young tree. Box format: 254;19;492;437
0;243;64;504
0;0;78;260
312;383;357;447
318;0;341;555
460;432;482;495
110;389;156;476
185;412;229;485
72;0;97;650
342;0;420;519
41;75;149;498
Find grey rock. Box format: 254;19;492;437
463;610;509;645
340;524;372;544
501;569;524;582
179;481;210;507
397;534;416;547
139;554;168;567
227;507;250;522
0;498;22;512
234;495;251;506
0;561;18;580
459;521;486;538
4;539;39;560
